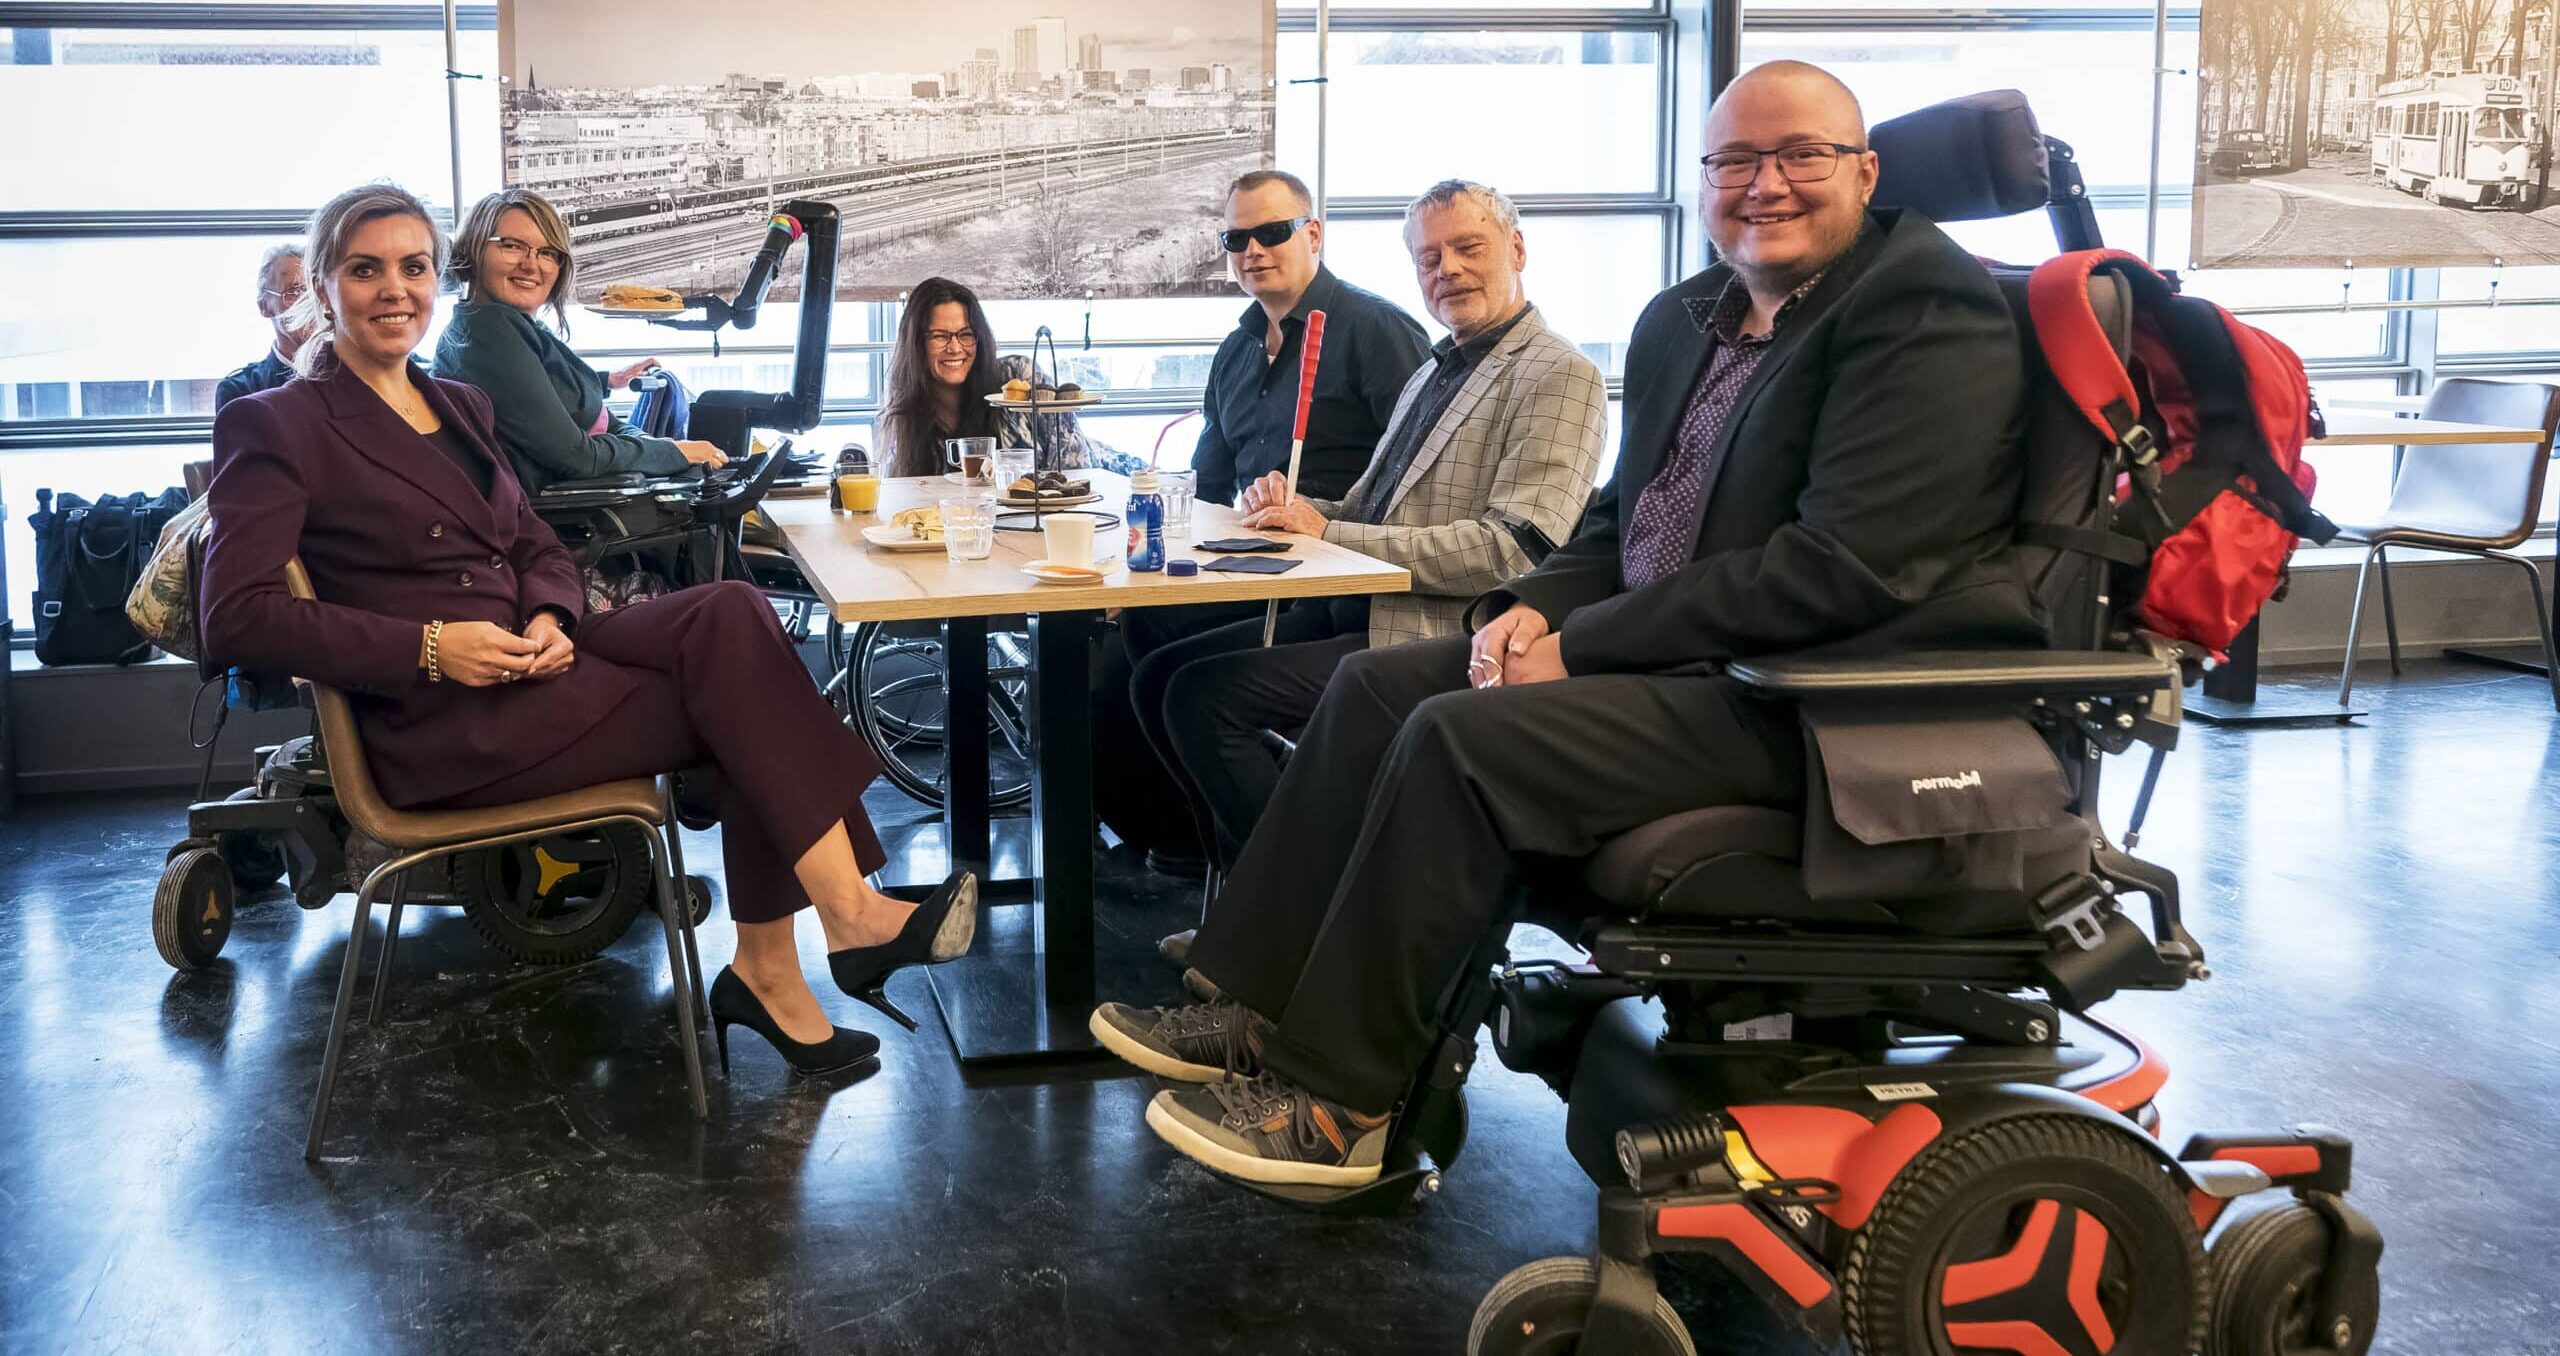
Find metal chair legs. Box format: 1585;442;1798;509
2337;542;2388;707
306;869;386;1160
2492;549;2560;713
368;872;410;1023
642;828;711;1119
2374;545;2403;674
661;779;709;1021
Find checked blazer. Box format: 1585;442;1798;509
1306;304;1608;648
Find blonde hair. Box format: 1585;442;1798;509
447;189;577;332
288;183;448;378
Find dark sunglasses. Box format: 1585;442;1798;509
1220;216;1311;253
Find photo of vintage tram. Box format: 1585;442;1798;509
2371;72;2537;209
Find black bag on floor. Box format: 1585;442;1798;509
28;487;188;666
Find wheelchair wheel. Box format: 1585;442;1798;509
2206;1203;2379;1356
154;844;235;971
845;620;1034;809
219;787;288;892
1466;1258;1695;1356
1840;1114;2207;1356
456;825;654;965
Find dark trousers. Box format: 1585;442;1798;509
1187;636;1803;1112
1132;605;1365;870
436;580;886;923
1106;600;1285;860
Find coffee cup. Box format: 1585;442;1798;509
1040;513;1096;566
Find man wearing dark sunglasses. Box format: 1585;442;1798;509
1188;169;1431;511
1108;169;1435;881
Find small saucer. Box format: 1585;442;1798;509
1022;561;1108;584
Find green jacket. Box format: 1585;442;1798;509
432;296;688;493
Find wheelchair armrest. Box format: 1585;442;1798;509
1726;649;2177;700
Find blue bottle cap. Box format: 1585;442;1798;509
1166;558;1198;577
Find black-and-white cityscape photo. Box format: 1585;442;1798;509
498;0;1273;300
2195;0;2560;266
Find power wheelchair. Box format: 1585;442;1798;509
153;205;839;972
1252;95;2381;1356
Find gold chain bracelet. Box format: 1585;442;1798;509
425;619;445;683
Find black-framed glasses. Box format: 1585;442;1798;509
1700;142;1867;189
1219;216;1311;253
487;235;568;269
924;328;979;351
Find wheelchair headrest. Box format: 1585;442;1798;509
1871;89;2053;224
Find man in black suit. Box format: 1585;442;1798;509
1090;60;2044;1189
214;244;313;411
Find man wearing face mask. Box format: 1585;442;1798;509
1091;62;2043;1189
216;245;317;411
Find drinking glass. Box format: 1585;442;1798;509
939;497;996;561
1158;468;1195;537
943;436;998;486
996;446;1037;494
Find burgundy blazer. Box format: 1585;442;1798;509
202;363;638;808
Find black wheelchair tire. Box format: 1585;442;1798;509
1466;1257;1695;1356
848;621;1034;810
2206;1203;2379;1356
1840;1114;2207;1356
154;846;235;971
456;824;654;965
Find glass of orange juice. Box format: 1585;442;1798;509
837;472;881;512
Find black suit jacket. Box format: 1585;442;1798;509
215;350;295;412
202;365;631;808
1480;208;2041;674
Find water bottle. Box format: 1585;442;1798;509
1126;469;1165;572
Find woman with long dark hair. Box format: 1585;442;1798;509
875;276;1129;477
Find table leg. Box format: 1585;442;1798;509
941;615;992;878
927;609;1103;1063
2188;616;2366;727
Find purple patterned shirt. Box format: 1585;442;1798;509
1619;270;1829;590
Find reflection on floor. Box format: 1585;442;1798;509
1;662;2553;1354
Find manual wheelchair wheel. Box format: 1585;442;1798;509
1841;1114;2207;1356
456;825;653;965
843;620;1034;809
1466;1258;1695;1356
2207;1203;2379;1356
218;787;289;892
154;844;235;971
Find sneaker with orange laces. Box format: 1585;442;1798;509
1145;1071;1393;1188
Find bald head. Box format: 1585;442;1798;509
1701;59;1877;310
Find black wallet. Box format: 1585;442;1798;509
1195;537;1292;554
1201;555;1304;574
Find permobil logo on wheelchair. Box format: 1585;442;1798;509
1237;92;2384;1356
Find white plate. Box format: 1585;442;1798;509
984;393;1104;409
582;304;691;319
997;492;1101;509
861;524;944;551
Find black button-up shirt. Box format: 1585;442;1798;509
1191;266;1432;507
1341;303;1529;524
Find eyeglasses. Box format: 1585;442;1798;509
260;284;309;305
486;235;568;269
1700;143;1867;190
925;329;979;351
1219;216;1311;253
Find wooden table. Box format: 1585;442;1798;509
2190;414;2549;727
764;474;1409;1062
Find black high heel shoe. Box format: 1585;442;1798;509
827;871;980;1031
709;967;881;1077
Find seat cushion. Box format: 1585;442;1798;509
1583;805;1800;908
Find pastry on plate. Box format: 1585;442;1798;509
891;505;944;541
1002;378;1032;400
1054;383;1084;399
600;283;683;310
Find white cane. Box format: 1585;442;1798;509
1263;308;1329;646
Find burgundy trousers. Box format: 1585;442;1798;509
432;581;886;923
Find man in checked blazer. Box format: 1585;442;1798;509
1130;179;1608;877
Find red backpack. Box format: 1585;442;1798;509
2026;249;2337;655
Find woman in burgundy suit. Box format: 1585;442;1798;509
201;184;974;1079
